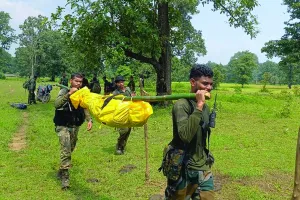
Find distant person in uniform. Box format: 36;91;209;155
139;74;145;88
90;74;101;94
59;73;68;87
28;75;38;105
110;77;116;91
81;74;89;88
103;76;111;95
113;75;132;155
127;75;135;94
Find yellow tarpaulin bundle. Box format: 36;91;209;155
70;87;153;128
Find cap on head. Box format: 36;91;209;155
115;75;125;83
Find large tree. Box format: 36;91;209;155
261;0;300;89
253;61;284;85
52;0;258;95
0;11;16;50
18;15;48;76
227;51;258;87
0;12;16;74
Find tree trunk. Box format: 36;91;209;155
157;2;171;96
288;65;293;89
292;127;300;200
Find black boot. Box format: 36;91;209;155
61;169;70;190
115;144;124;155
57;169;63;180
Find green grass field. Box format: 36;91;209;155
0;78;298;200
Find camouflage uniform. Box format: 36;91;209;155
28;77;37;104
165;99;214;200
53;88;92;188
60;77;68;87
127;80;135;92
113;87;132;154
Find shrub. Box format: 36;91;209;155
234;87;242;94
0;72;6;80
293;86;300;96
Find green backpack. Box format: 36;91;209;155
22;79;30;89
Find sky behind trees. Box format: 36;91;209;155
1;0;289;64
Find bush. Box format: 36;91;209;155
234;87;242;94
276;95;292;118
0;73;6;80
260;85;269;93
293;86;300;96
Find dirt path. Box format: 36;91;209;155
9;112;29;151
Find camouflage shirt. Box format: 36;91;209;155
127;80;135;92
170;98;211;171
113;87;132;97
28;78;36;91
54;88;92;122
60;77;68;87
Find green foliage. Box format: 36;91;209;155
206;61;225;90
172;57;191;82
276;95;292;118
0;72;6;79
260;72;271;92
199;0;259;38
17;15;49;77
0;11;16;50
261;0;300;87
293;85;300;96
234;86;242;94
227;51;259;87
116;65;132;78
0;48;14;73
52;0;259;94
253;61;283;85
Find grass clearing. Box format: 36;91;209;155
0;78;298;199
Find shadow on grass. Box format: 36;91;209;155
48;170;114;200
101;146;116;155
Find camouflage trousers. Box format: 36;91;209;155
117;127;131;150
55;126;80;169
166;170;215;200
28;90;36;104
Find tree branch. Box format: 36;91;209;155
123;48;160;69
212;0;239;23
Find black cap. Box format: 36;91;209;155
115;75;125;83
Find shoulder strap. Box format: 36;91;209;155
185;99;194;115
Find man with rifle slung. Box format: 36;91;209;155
53;73;93;190
163;64;216;200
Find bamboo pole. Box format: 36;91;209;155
292;127;300;200
54;84;210;101
139;78;150;182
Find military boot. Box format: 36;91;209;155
61;169;70;190
57;169;63;180
115;144;124;155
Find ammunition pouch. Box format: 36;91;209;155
159;145;187;181
53;106;85;127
